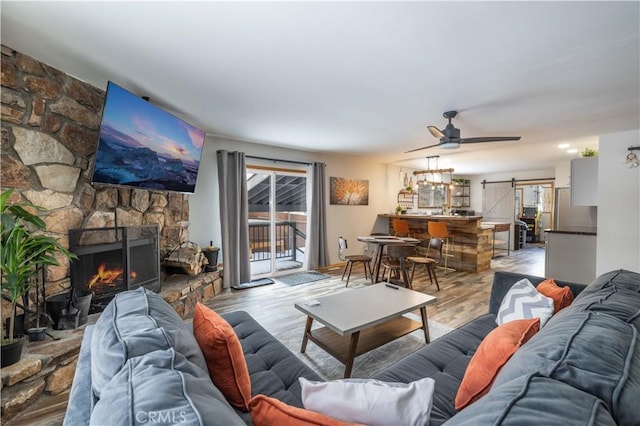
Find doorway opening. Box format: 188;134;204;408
246;166;307;278
515;181;554;245
482;179;555;251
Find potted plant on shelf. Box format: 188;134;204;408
1;189;76;367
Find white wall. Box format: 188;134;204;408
554;160;572;188
189;135;406;265
596;129;640;274
468;168;556;215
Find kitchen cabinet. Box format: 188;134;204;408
571;157;598;206
545;228;597;284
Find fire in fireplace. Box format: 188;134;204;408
69;225;161;313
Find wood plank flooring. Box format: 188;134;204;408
205;243;546;331
12;244;545;425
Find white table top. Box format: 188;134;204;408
294;284;436;335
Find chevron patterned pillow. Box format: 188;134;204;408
496;278;554;327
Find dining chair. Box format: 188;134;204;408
338;237;372;287
427;221;454;274
381;243;417;289
407;238;442;291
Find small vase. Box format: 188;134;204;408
1;336;26;368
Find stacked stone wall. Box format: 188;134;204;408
0;45;191;324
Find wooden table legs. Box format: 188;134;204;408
420;306;430;343
344;332;360;378
299;312;431;378
300;316;313;353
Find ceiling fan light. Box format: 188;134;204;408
440;141;460;149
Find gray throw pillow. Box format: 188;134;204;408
496;278;554;327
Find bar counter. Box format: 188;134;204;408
377;214;494;272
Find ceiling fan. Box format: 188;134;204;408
406;110;521;153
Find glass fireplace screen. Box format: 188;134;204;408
69;225;160;312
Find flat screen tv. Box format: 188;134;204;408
92;81;206;193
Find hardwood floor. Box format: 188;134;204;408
205;243;546;332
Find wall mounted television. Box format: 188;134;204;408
91;81;206;193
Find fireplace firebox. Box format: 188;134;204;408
69;225;161;313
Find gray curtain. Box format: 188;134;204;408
305;162;329;269
216;150;251;288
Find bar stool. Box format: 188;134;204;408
392;219;412;237
428;221;454;274
338;237;372;287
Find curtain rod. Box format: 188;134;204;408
481;177;555;188
246;155;311;166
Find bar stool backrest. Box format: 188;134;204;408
428;221;451;239
392;219;411;237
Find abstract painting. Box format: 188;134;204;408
330;177;369;205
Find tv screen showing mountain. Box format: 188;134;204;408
92;81;206;193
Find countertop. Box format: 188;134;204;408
545;227;597;236
378;214;483;221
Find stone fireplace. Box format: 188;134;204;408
0;45;226;424
69;225;161;313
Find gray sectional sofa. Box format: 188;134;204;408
65;269;640;425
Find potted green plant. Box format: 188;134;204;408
580;148;597;157
1;189;76;367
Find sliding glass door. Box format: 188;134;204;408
246;167;307;278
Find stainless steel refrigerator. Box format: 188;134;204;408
554;187;597;229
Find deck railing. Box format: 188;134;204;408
248;221;306;262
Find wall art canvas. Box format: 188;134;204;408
330;177;369;205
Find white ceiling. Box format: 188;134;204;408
2;1;639;175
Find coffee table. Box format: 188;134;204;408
294;283;436;378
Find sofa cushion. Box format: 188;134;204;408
568;269;640;323
193;303;252;411
221;310;323;408
494;310;639;425
496;278;554;327
300;377;435;426
90;287;208;398
372;313;497;425
248;395;358;426
536;278;573;312
445;374;617;426
90;348;245;426
454;318;540;410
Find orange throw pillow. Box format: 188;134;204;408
537;279;574;313
455;318;540;411
249;395;360;426
193;303;251;411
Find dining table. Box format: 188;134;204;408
357;235;421;284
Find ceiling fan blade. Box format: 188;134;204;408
459;136;521;144
427;126;444;139
405;142;442;153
